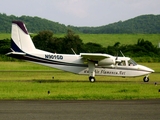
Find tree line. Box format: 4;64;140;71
0;13;160;34
32;31;160;58
0;30;159;62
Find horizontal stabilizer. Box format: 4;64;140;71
6;52;26;59
6;52;26;56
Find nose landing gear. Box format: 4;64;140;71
143;76;149;82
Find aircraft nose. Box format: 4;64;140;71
138;65;154;73
148;68;154;73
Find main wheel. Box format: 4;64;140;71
143;76;149;82
89;76;96;83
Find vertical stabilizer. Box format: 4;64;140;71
11;21;35;53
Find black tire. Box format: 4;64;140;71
143;76;149;82
89;76;95;83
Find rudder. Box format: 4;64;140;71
11;21;35;53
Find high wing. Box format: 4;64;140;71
80;53;113;61
80;53;115;65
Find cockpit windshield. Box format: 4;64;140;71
128;59;137;66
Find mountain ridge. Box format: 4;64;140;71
0;13;159;33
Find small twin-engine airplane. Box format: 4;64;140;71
7;21;154;82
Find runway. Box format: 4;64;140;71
0;100;160;120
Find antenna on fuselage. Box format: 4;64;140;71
71;48;77;55
120;50;125;57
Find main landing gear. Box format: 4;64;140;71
88;61;96;83
89;76;96;83
143;76;149;82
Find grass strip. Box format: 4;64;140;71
0;62;159;100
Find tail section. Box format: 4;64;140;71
11;21;35;53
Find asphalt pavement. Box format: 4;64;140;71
0;100;160;120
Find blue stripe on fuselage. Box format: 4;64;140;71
25;53;87;67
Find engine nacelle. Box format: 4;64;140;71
98;58;115;66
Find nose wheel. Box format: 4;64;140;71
89;76;96;83
143;76;149;82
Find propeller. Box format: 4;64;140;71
115;51;118;60
115;51;124;64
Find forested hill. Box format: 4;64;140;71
71;14;160;34
0;13;67;33
0;13;160;34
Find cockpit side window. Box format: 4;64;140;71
128;59;137;66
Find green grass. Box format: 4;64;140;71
0;81;159;100
0;62;160;100
56;34;160;47
0;33;10;40
1;33;160;48
0;62;159;81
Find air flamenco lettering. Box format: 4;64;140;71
100;70;125;75
84;69;125;75
45;54;63;60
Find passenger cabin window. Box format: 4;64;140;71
118;60;126;66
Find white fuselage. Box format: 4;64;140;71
28;49;154;77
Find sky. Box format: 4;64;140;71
0;0;160;26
